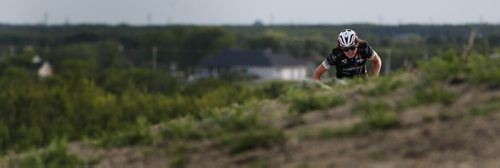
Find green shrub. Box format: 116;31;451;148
438;111;452;121
469;98;500;116
467;55;500;87
160;103;286;155
352;101;400;131
317;120;398;139
413;84;456;106
161;117;204;141
203;106;261;133
366;79;405;96
217;128;285;154
7;139;92;168
352;100;391;115
365;110;400;129
310;101;400;139
317;127;336;139
284;111;306;127
166;142;191;168
285;89;346;113
212;104;284;151
418;53;500;87
0;73;263;153
97;117;153;148
334;123;372;137
418;50;463;81
253;81;291;99
317;124;372;138
193;84;256;111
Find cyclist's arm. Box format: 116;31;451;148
313;63;328;80
370;53;382;77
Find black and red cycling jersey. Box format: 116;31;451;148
321;42;376;78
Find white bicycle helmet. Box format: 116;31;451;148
338;29;358;47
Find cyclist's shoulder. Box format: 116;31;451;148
357;40;374;58
329;47;343;57
357;40;372;49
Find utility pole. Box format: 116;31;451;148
384;49;392;74
463;29;477;61
43;12;49;26
152;46;158;71
423;40;429;60
147;13;152;26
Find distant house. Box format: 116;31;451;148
196;49;307;81
32;55;53;78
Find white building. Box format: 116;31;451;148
32;55;53;79
197;49;307;81
37;62;53;78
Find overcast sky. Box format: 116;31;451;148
1;0;498;25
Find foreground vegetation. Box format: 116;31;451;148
1;24;500;167
2;50;499;167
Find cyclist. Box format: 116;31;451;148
313;29;382;80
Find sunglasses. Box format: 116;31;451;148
341;46;357;52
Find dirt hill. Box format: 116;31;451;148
59;73;500;168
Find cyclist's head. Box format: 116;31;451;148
337;29;358;48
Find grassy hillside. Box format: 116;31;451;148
2;53;500;168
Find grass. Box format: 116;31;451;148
365;78;405;96
217;128;285;154
466;54;500;87
365;110;400;129
318;100;402;138
413;85;456;106
7;139;95;168
166;142;191;168
284;89;346;114
320;123;372;138
161;117;204;141
395;82;457;110
469;98;500;116
160;103;286;155
97;117;153;148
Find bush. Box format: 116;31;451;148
285;89;346;113
366;78;405;96
352;101;400;131
161;117;204;141
161;103;286;155
306;101;400;139
7;139;93;168
323;124;372;138
253;81;292;99
97;117;153;148
412;84;456;106
316;120;398;139
202;106;261;132
0;72;259;153
193;83;258;113
365;110;400;129
418;52;500;88
217;128;285;154
469;98;500;116
467;54;500;87
418;50;463;81
166;142;191;168
352;100;391;115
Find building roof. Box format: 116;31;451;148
199;49;305;67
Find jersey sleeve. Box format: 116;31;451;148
360;45;375;60
370;51;378;60
322;54;336;69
